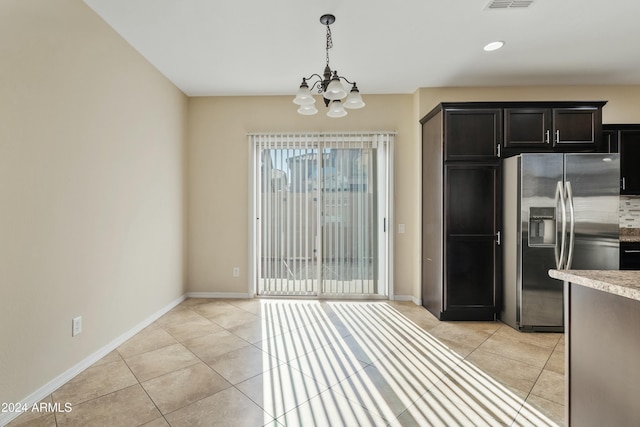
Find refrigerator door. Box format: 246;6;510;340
520;154;565;329
564;153;620;270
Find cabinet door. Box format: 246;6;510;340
553;107;600;149
444;164;500;318
446;238;497;307
620;242;640;270
445;109;502;161
504;108;552;148
620;130;640;194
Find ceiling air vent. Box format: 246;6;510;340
485;0;534;9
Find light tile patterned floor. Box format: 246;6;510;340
8;299;564;427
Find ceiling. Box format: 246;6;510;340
83;0;640;97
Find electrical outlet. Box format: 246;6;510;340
398;224;406;234
233;267;240;277
72;316;82;337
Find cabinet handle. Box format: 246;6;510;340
496;144;501;158
545;130;550;144
622;177;626;190
496;231;501;246
624;250;640;253
555;129;560;144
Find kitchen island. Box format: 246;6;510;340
620;227;640;242
548;269;640;427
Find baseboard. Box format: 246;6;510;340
0;294;186;427
186;292;251;299
393;294;422;306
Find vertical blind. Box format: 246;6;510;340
250;132;394;297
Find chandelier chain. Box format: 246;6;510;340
325;25;333;66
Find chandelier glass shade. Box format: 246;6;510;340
293;14;365;118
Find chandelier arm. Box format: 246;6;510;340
303;73;323;82
337;76;356;86
302;74;324;93
309;80;324;94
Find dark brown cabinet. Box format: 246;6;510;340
421;104;501;321
421;101;605;321
620;242;640;270
603;124;640;194
553;107;602;148
445;109;502;161
446;165;498;234
447;239;497;307
504;108;551;149
444;164;500;318
504;103;604;154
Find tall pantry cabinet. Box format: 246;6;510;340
421;104;502;320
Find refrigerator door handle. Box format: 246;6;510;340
555;181;567;269
565;181;576;269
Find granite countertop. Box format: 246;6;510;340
620;228;640;242
548;269;640;302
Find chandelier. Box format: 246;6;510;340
293;14;365;118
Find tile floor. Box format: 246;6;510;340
8;299;564;427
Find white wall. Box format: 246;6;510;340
0;0;188;403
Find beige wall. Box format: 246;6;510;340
0;0;187;403
417;86;640;122
188;85;640;303
187;95;420;298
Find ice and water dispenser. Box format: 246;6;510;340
528;207;556;247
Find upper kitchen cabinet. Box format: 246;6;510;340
503;102;606;155
504;107;551;149
553;106;603;148
444;108;502;161
603;124;640;194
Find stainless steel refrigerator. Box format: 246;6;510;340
502;153;620;332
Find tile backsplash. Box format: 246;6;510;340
620;195;640;228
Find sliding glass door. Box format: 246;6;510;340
250;133;393;298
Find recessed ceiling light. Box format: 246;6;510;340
484;41;505;51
